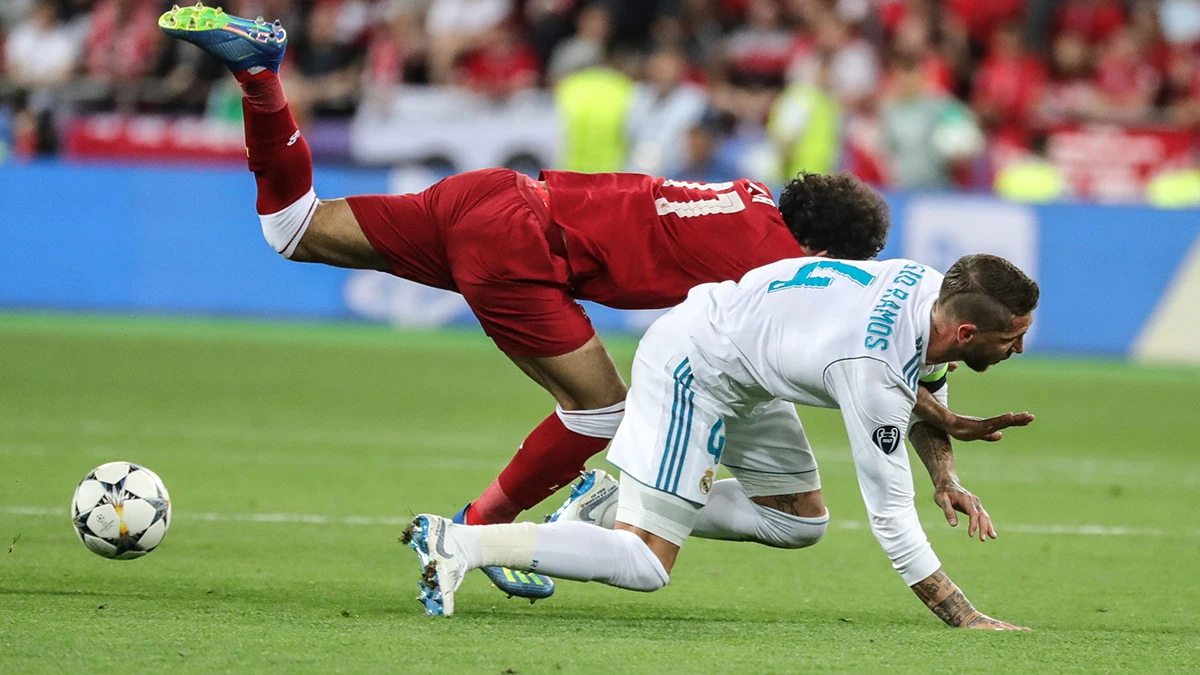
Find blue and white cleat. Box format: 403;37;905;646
545;469;620;527
400;514;468;617
452;503;555;602
158;3;287;74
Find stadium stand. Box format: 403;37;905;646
0;0;1197;202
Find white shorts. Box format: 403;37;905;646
607;316;821;507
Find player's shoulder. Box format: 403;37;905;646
736;178;778;207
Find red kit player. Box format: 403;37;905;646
160;4;1032;601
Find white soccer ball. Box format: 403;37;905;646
71;462;172;560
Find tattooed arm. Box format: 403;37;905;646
911;568;1029;630
914;385;1035;443
910;421;996;541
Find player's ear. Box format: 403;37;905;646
956;323;978;344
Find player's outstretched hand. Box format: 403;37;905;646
945;410;1035;443
962;613;1031;631
934;483;996;541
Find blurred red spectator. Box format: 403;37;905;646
723;0;793;82
1093;27;1160;120
843;100;889;186
972;22;1046;142
884;15;955;96
788;13;879;108
1055;0;1125;45
1163;44;1200;125
945;0;1024;46
426;0;514;84
364;2;428;90
86;0;159;81
1038;32;1100;123
460;21;539;100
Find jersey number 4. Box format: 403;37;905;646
654;180;775;218
768;261;876;293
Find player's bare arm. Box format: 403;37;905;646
910;568;1029;630
914;386;1035;443
909;421;995;541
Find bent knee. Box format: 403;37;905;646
288;198;390;269
610;529;671;592
260;188;318;259
753;504;829;549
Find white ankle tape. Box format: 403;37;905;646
556;401;626;439
260;188;317;258
476;522;538;569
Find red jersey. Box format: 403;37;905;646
541;171;805;310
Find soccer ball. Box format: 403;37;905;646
71;462;172;560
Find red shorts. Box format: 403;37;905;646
347;169;595;358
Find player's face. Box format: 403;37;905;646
960;313;1032;372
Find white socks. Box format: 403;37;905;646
555;401;625;439
451;520;669;592
453;522;537;570
259;187;317;258
691;479;829;549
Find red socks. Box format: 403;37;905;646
234;69;288;112
234;70;311;215
466;412;611;525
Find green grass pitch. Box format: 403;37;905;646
2;313;1199;673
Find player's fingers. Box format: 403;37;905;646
944;503;958;526
967;507;979;538
982;431;1003;442
985;413;1020;430
938;497;958;526
981;511;997;539
1009;412;1035;426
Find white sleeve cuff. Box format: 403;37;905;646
897;545;942;586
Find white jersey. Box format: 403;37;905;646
675;257;942;415
610;257;946;585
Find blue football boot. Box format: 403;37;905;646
452;503;555;602
544;469;620;527
158;3;286;74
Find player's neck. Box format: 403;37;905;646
925;303;960;365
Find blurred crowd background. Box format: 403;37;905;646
3;0;1200;203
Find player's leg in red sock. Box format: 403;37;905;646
232;70;388;269
234;71;317;258
157;8;316;258
465;337;628;525
468;403;624;524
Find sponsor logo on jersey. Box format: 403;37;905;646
872;425;902;455
286;130;301;147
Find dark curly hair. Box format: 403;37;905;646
777;172;890;261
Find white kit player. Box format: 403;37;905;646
402;253;1038;629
